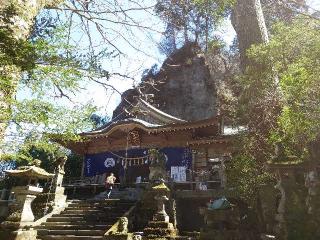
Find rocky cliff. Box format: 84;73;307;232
113;43;217;122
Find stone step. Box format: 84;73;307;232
165;237;198;240
36;224;111;230
61;209;127;215
148;221;171;228
146;234;174;239
180;231;200;238
37;229;104;236
41;222;111;226
65;206;122;210
60;211;128;216
65;206;131;211
46;216;118;222
67;203;134;208
69;199;135;204
53;212;122;217
145;236;197;240
144;227;174;236
69;199;134;204
37;235;104;240
63;209;104;213
53;213;123;221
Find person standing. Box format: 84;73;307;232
105;173;116;199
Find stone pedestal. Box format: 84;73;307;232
1;186;42;229
153;195;169;223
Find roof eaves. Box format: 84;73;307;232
138;98;186;123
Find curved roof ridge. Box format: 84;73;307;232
137;98;186;123
86;118;162;135
82;115;221;138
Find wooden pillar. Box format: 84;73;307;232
191;150;197;190
80;157;85;179
219;157;227;189
205;148;208;167
123;160;128;184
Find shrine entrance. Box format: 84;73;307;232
84;147;192;184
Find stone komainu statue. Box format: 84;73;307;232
31;159;42;167
117;217;128;234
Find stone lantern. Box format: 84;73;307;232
143;180;177;238
152;182;170;222
1;160;54;239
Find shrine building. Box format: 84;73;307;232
59;98;237;187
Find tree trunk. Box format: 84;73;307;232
231;0;269;71
0;0;62;154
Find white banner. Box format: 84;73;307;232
171;166;186;182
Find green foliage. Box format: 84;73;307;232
64;153;83;178
226;144;273;203
155;0;234;51
3;99;97;155
0;4;36;89
22;25;85;97
0;4;37;122
13;140;66;171
228;18;320;203
0;29;36;74
193;0;235;20
244;18;320;159
207;38;226;51
2;138;83;178
0;4;35;70
0;12;101;163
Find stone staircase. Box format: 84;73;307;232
94;188;142;201
36;199;135;240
